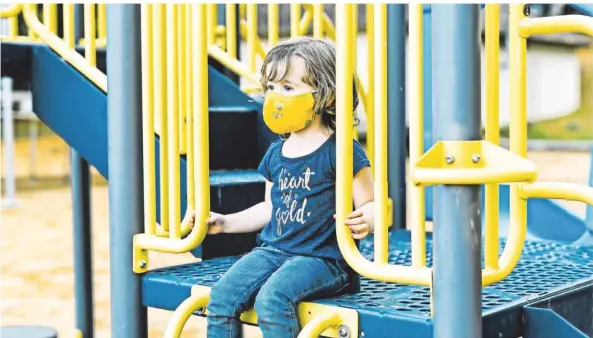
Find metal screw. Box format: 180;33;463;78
445;155;455;164
139;260;146;269
472;154;481;163
523;5;530;16
338;325;350;338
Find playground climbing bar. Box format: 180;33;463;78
431;5;482;338
336;3;430;285
132;3;211;272
408;4;427;268
484;3;501;271
106;4;147;337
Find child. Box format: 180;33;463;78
191;37;375;338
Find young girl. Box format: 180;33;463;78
191;37;375;338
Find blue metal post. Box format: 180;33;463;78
423;5;434;220
432;5;482;338
387;4;406;230
587;147;593;232
106;4;147;338
72;7;94;338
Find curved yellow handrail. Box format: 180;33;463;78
297;312;343;338
336;3;431;286
0;4;22;18
520;182;593;205
163;292;210;338
21;4;107;92
134;4;210;257
519;14;593;38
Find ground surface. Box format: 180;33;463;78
1;135;591;338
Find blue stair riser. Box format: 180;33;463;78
0;42;34;91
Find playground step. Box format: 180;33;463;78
208;106;261;170
143;230;593;338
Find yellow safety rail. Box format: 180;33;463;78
335;4;431;286
20;4;106;91
336;3;593;290
164;286;358;338
133;4;211;273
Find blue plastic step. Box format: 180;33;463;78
209;106;260;170
143;230;593;338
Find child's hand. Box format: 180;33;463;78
344;209;373;239
189;211;226;235
334;204;374;240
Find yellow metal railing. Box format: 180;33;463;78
335;4;431;286
132;4;211;273
336;3;593;292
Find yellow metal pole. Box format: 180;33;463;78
484;3;529;286
63;4;75;48
9;15;19;37
178;4;188;156
98;4;107;40
226;4;237;58
335;4;431;285
352;5;359;141
291;4;301;38
373;4;388;265
207;4;217;46
154;4;169;233
313;4;323;39
185;5;195;224
268;3;279;47
28;4;37;39
193;3;211;246
366;5;375;169
163;292;210;338
166;4;181;240
141;4;156;236
408;4;426;268
484;4;500;271
84;4;96;67
247;4;257;73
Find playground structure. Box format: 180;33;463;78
1;3;593;338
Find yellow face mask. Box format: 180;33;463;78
262;91;317;135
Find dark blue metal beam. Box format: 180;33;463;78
387;4;406;230
432;4;482;338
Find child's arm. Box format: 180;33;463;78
203;180;274;234
344;166;375;239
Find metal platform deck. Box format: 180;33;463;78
143;230;593;338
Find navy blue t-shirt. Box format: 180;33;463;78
257;134;371;262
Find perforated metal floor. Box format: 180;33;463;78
143;230;593;337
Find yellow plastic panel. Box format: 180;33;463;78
412;140;537;186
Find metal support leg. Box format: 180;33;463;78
72;151;94;338
28;119;38;181
586;147;593;232
387;4;406;230
1;77;18;209
432;5;482;338
106;4;147;338
422;5;434;220
71;7;94;336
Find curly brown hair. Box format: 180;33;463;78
260;37;360;133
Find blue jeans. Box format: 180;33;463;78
206;244;354;338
